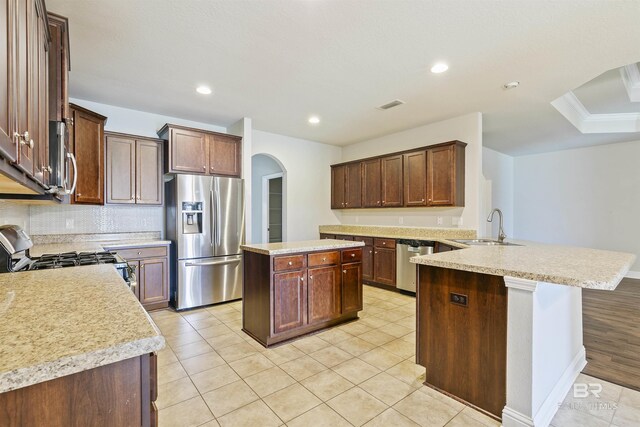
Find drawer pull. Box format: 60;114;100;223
288;261;293;266
351;253;355;257
322;257;326;262
382;242;386;245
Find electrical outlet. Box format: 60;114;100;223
437;216;443;225
65;218;74;229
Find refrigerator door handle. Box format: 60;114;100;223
215;186;222;247
185;259;242;267
210;189;215;247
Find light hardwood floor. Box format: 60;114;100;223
583;278;640;392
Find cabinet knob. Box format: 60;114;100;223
138;252;141;255
343;270;347;274
376;201;380;205
382;200;385;205
300;276;304;282
382;242;386;245
21;139;34;149
46;166;52;173
351;253;355;257
345;202;348;206
202;166;206;170
428;198;432;202
322;257;326;262
131;197;135;201
288;261;292;266
421;198;425;202
309;275;313;279
77;193;82;197
375;251;378;254
369;250;372;254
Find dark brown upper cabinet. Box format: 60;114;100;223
330;141;466;210
404;150;427;206
427;141;465;206
362;159;381;208
381;155;403;207
331;162;361;209
69;103;107;205
209;133;241;176
159;124;242;177
47;13;70;124
105;132;163;206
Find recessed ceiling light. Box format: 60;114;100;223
308;116;320;124
196;85;212;95
430;63;449;74
503;81;520;89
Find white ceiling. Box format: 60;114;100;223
46;0;640;156
574;68;640;114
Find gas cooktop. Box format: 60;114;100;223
29;251;124;270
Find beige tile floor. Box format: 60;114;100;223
150;285;640;427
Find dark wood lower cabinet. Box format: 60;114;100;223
0;353;158;427
273;271;307;334
362;244;374;281
308;265;341;324
105;245;170;311
417;265;507;419
373;247;396;286
243;247;363;347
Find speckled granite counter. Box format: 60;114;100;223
410;242;635;290
242;239;364;255
318;224;476;242
0;265;165;393
101;240;171;249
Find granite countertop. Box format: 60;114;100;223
318;224;477;242
100;239;171;249
242;239;365;255
0;264;165;393
410;241;636;290
29;242;105;257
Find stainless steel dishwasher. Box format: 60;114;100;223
396;239;435;293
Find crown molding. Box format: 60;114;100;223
620;63;640;103
551;91;640;134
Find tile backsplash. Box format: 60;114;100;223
0;201;163;236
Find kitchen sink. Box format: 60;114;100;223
452;239;522;246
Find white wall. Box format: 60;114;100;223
514;139;640;273
252;130;342;241
0;202;30;233
71;98;227;138
483;147;514;238
251;154;283;243
340;113;483;231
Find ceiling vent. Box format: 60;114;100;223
377;99;405;110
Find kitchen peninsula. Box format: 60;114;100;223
0;264;164;426
411;242;635;427
241;239;364;347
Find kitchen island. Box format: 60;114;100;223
241;239;365;347
0;263;165;426
411;241;635;427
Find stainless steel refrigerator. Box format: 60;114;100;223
166;175;245;310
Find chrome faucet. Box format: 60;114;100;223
487;208;506;243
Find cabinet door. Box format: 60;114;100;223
72;108;104;204
345;162;361;208
169;128;206;174
0;0;17;161
14;0;35;175
381;155;403;207
427;145;454;206
208;134;241;177
36;9;48;185
362;159;381;207
331;165;346;209
273;271;306;334
136;140;163;205
139;257;169;307
362;244;373;281
342;263;362;313
373;247;396;286
307;265;341;324
106;135;135;204
404;151;427;206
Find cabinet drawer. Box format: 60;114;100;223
335;235;355;241
273;255;306;272
342;248;362;263
354;236;373;246
112;246;168;260
374;238;396;249
308;251;340;267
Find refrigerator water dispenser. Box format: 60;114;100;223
181;202;203;234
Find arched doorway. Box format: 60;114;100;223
251;154;286;243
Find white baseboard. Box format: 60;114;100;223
502;347;586;427
625;270;640;279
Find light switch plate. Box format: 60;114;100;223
437;216;443;225
65;218;74;229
